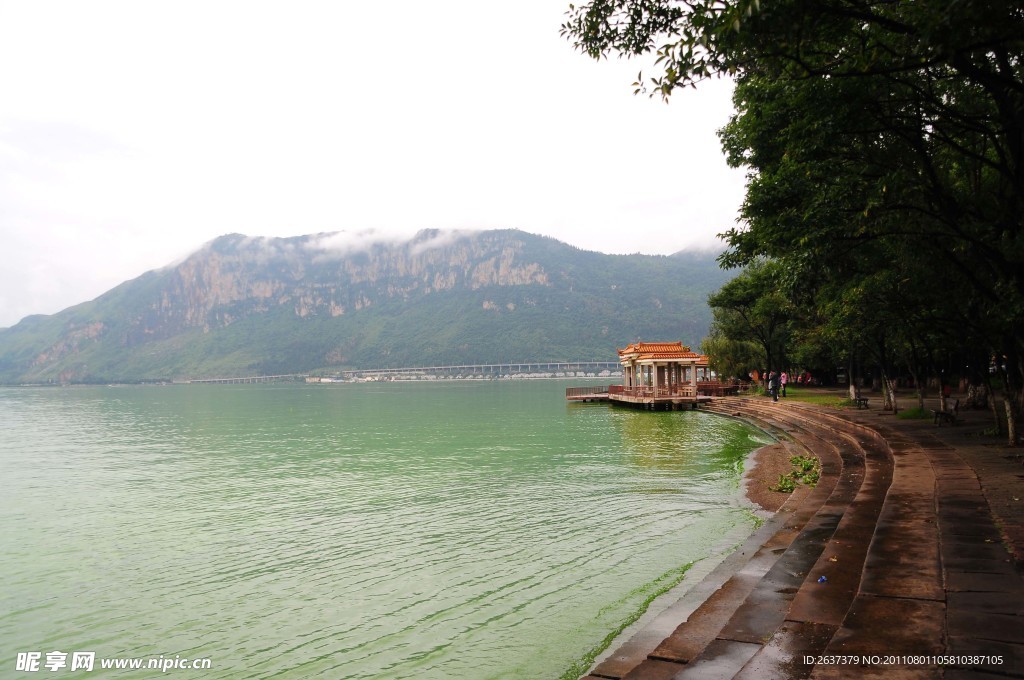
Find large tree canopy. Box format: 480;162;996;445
564;0;1024;435
706;258;793;373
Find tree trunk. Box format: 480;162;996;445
881;370;898;412
989;381;1003;435
910;367;925;411
1006;397;1017;447
964;381;987;410
848;359;858;400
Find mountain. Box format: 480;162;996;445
0;229;734;383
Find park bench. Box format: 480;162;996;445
853;396;869;409
932;398;959;426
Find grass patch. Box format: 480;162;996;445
769;455;821;492
769;474;796;493
783;387;847;408
740;384;766;397
896;407;931;420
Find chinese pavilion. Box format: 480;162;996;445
610;341;713;408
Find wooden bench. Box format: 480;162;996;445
931;398;959;426
853;397;870;409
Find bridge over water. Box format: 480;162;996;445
185;362;622;384
340;361;622;379
187;374;308;384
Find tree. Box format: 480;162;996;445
564;0;1024;440
701;332;761;381
706;259;794;375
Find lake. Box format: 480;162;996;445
0;380;771;678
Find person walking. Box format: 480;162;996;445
780;371;788;397
767;371;779;402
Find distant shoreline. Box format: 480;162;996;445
5;373;624;387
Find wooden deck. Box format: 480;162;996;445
565;385;612;402
566;383;740;409
608;385;712;410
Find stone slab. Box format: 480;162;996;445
945;636;1024;677
825;595;945;656
673;639;761;679
734;621;837;680
947;610;1024;644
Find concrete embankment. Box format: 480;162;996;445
584;394;1023;679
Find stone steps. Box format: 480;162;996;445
584;398;892;679
585;397;1024;679
582;398;898;679
682;400;895;679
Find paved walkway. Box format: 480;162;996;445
583;393;1023;679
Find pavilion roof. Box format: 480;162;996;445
617;341;708;363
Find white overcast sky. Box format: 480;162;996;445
0;0;745;328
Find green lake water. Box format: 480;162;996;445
0;381;772;678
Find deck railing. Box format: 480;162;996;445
696;381;741;396
617;385;698;399
613;381;743;398
567;381;746;401
565;385;611;398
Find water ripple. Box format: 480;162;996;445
0;383;764;678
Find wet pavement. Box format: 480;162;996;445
583;393;1024;679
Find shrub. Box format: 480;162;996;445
769;474;796;493
769;455;821;493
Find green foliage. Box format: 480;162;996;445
565;0;1024;431
770;454;820;493
768;474;795;494
782;388;858;410
706;258;794;373
791;456;815;473
701;333;760;380
789;455;820;487
562;0;762;97
742;383;765;397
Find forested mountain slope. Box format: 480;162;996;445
0;229;731;383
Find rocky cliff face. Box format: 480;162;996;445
0;229;730;382
146;230;550;332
